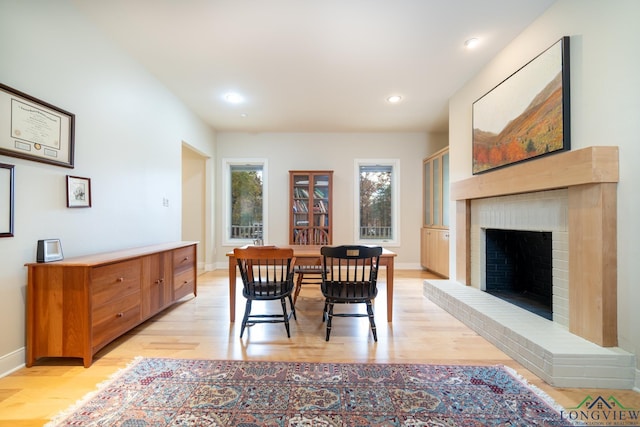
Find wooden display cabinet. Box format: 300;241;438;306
289;170;333;245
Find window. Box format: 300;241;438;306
223;159;267;245
355;159;399;245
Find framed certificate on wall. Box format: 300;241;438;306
0;83;75;168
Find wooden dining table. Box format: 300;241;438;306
226;245;397;323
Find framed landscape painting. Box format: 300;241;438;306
472;36;570;175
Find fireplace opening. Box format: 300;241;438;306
485;229;552;320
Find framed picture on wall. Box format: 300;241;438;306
66;175;91;208
472;36;570;174
0;163;14;237
0;83;75;168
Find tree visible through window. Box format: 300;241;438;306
359;164;393;240
230;165;263;240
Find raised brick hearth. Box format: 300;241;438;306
423;279;635;388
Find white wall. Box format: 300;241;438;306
449;0;640;375
214;132;445;268
182;145;209;268
0;1;216;374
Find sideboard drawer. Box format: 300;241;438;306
173;245;195;273
91;259;141;307
92;291;141;350
174;268;195;300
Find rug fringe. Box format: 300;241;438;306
501;364;569;416
43;356;144;427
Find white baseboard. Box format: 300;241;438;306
395;262;422;270
0;347;25;378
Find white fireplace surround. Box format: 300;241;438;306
471;189;569;328
423;147;636;389
424;190;635;388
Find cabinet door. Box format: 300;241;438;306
436;229;450;277
420;227;430;268
442;151;450;227
421;228;436;271
312;173;331;244
421;228;450;278
423;161;431;226
143;252;172;318
427;229;439;272
432;156;441;226
291;173;311;244
423;149;449;228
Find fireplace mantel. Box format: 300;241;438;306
451;146;619;201
450;146;619;347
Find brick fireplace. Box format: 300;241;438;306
454;146;618;346
483;222;554;320
472;190;567;325
423;146;636;388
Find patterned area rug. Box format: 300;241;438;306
47;358;574;426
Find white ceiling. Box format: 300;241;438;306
72;0;556;133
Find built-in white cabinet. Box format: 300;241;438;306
421;147;449;277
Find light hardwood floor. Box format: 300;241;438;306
1;269;638;426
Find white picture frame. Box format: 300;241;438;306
37;239;64;262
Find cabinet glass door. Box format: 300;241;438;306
312;174;330;244
442;152;450;227
433;156;441;226
292;174;310;244
423;161;431;226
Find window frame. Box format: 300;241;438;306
222;158;268;246
353;158;400;246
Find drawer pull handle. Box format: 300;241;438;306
117;277;124;282
116;312;124;318
183;257;189;261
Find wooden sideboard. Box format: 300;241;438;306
26;242;197;367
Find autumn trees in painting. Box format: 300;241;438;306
472;37;569;174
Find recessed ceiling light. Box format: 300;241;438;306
240;113;248;118
387;95;402;103
224;92;244;104
464;38;480;49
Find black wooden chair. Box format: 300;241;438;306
320;245;382;341
234;246;297;338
